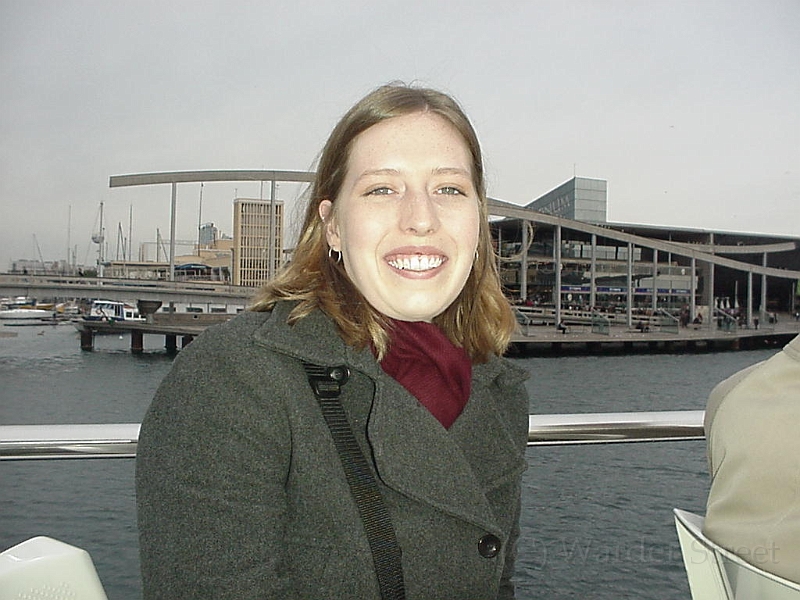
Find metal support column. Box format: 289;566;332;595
651;249;658;312
708;233;715;330
169;182;177;282
747;271;754;328
590;233;597;310
268;180;277;280
554;225;562;327
626;242;633;327
520;220;528;301
761;252;768;323
708;261;715;330
690;257;697;323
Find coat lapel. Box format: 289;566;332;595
366;374;500;533
363;357;525;535
254;304;525;535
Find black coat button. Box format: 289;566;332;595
478;534;501;558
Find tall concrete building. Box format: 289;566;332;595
527;177;608;224
232;198;284;287
198;222;219;249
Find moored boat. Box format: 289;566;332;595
0;297;55;320
72;300;146;332
83;300;145;323
0;308;53;320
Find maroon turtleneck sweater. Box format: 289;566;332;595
378;320;472;429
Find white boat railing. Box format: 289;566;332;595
0;411;705;460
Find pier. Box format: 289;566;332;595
76;312;232;354
72;307;800;356
508;317;800;355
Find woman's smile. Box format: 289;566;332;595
385;246;447;276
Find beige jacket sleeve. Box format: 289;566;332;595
703;334;800;583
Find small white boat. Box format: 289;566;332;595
72;300;146;333
0;307;53;320
82;300;145;323
1;297;48;318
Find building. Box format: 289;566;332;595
198;222;219;248
492;177;800;327
102;261;169;279
232;197;284;287
527;176;608;224
10;259;70;275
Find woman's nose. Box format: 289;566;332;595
399;191;440;235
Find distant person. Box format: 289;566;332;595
136;83;529;599
703;333;800;583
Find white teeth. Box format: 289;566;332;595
389;255;444;271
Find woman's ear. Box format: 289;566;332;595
318;200;341;251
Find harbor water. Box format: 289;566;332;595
0;322;781;599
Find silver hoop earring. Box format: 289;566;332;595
328;247;342;264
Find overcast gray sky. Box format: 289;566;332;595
1;0;798;271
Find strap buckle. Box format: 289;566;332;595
302;362;350;399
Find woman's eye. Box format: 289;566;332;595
436;186;465;196
366;186;394;196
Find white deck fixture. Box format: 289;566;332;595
0;536;108;600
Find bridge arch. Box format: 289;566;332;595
109;170;316;281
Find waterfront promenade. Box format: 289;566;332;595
68;309;800;355
509;314;800;354
74;312;229;353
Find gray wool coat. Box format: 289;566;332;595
136;301;530;599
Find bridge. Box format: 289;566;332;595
487;199;800;279
0;275;255;306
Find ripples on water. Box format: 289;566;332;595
516;351;778;599
0;323;780;599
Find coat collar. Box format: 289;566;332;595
251;301;524;386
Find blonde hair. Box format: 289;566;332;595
250;83;516;363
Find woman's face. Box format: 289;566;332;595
319;111;480;322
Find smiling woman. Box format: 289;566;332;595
318;111;481;324
136;83;529;600
252;83;516;361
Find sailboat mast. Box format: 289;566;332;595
67;205;72;274
197;183;204;253
98;201;105;277
33;234;45;274
128;204;133;262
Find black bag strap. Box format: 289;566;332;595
302;361;406;600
